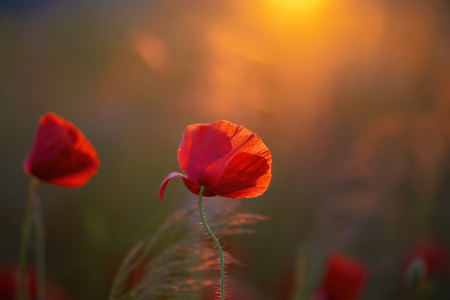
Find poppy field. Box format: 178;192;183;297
1;0;450;299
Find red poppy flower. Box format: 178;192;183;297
24;112;100;188
158;120;272;201
313;253;368;300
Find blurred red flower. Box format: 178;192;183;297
312;253;368;300
0;263;66;300
403;238;448;285
24;112;100;188
158;120;272;201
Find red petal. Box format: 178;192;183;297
177;120;271;198
321;253;367;300
24;112;100;188
211;152;271;198
178;121;233;185
158;172;187;202
158;172;216;202
182;178;217;197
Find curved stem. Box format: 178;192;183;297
19;178;39;300
198;186;225;300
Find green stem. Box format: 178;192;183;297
290;245;308;300
33;197;45;300
19;178;39;300
198;186;225;300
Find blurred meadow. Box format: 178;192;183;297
1;0;450;299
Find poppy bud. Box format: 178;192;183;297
24;112;100;188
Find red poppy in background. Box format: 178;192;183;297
24;112;100;188
403;238;448;286
311;253;368;300
0;263;66;300
158;120;272;201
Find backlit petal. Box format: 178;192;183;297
178;121;233;184
181;177;217;198
158;172;187;202
158;172;217;201
211;152;271;198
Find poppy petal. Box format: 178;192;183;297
181;178;217;198
178;121;233;184
158;172;187;202
158;172;217;202
24;113;100;188
211;152;271;198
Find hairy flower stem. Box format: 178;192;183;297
19;178;39;300
198;186;225;300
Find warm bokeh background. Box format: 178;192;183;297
1;0;450;299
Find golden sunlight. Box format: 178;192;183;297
266;0;323;12
262;0;325;27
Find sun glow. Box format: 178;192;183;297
267;0;323;12
200;0;387;132
263;0;325;27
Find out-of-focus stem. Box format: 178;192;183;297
33;197;45;300
290;245;308;300
198;186;225;300
19;178;39;300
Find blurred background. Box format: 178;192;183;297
1;0;450;299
